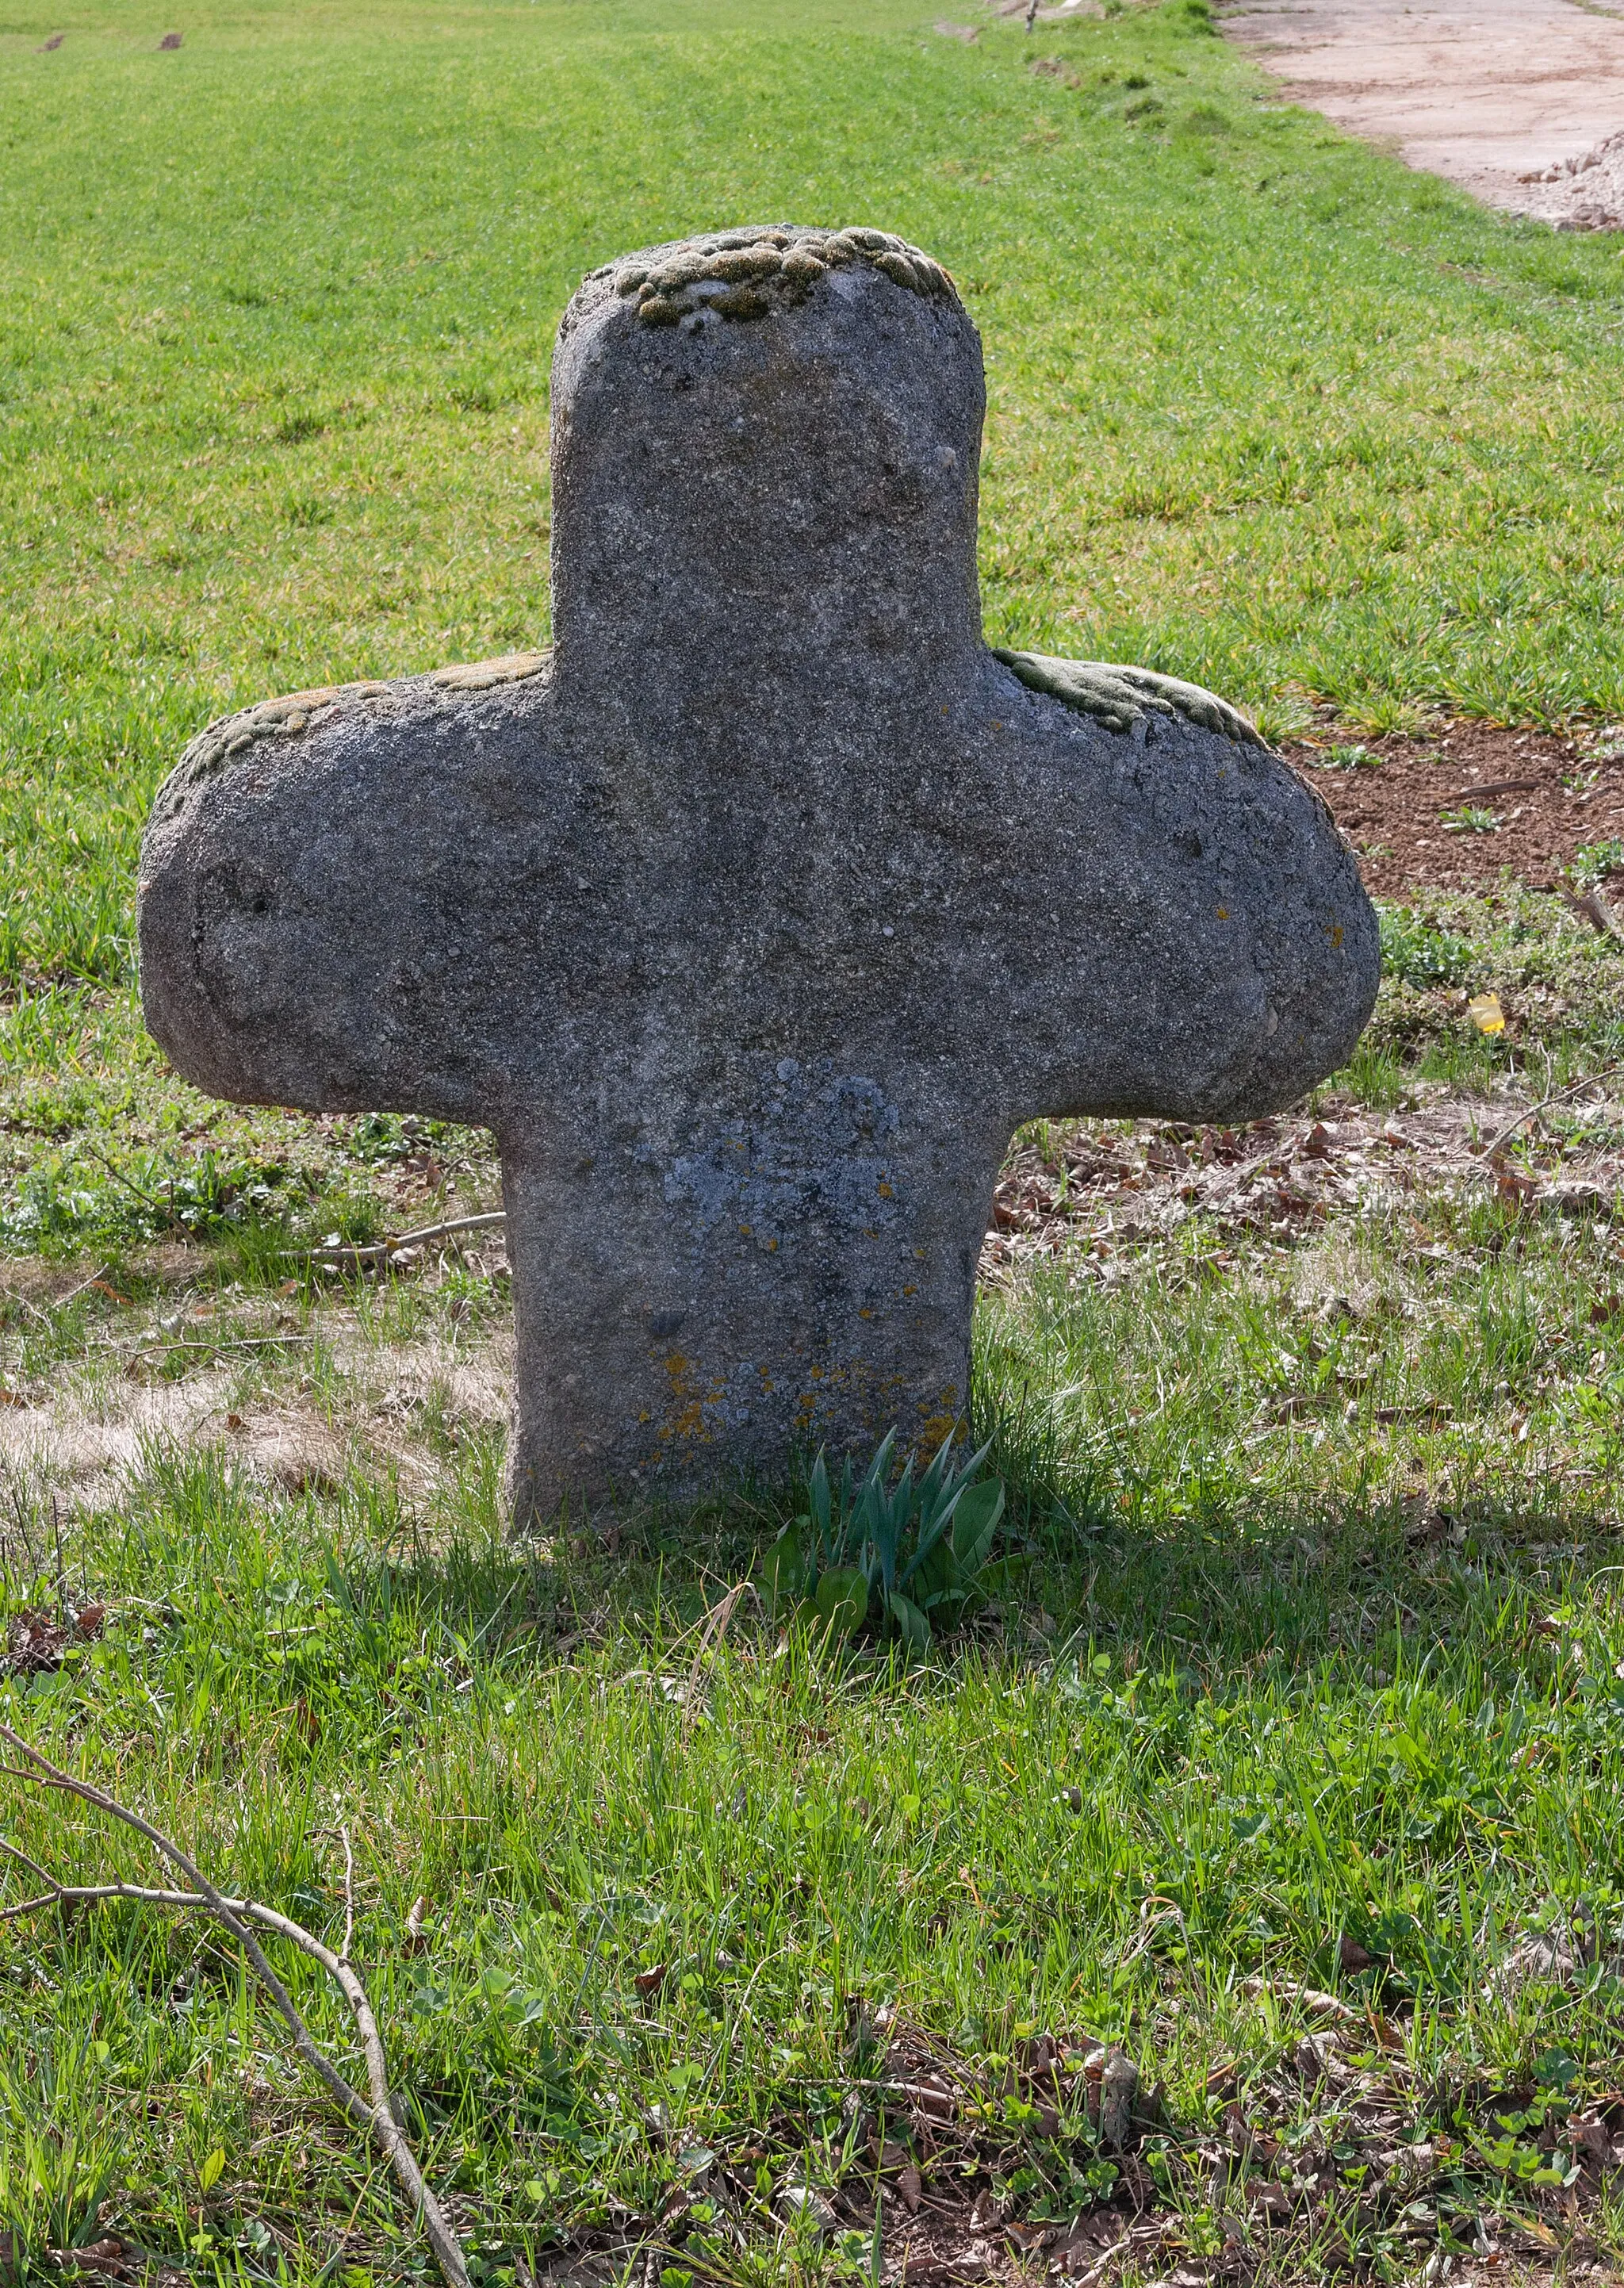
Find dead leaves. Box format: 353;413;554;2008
1178;2008;1624;2280
1492;1917;1624;1998
544;2005;1624;2288
980;1089;1624;1288
1;1600;105;1677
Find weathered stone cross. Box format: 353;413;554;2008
140;225;1378;1526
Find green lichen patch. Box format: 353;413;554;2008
151;679;395;818
603;224;962;332
993;647;1265;746
429;650;551;692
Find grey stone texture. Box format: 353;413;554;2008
138;224;1380;1525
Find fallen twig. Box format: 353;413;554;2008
1242;1973;1360;2025
1476;1062;1624;1163
683;1580;757;1728
0;1726;469;2288
47;1263;116;1316
1567;886;1624;942
116;1334;313;1359
312;1211;507;1265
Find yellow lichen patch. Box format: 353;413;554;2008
431;650;550;692
654;1349;713;1446
917;1384;962;1451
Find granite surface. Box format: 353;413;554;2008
139;224;1380;1525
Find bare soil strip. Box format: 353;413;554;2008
1280;723;1624;902
1220;0;1624;228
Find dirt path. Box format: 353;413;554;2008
1220;0;1624;228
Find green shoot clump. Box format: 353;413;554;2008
760;1429;1005;1650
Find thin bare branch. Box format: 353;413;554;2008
339;1822;355;1964
0;1891;62;1922
41;1263;115;1317
0;1726;469;2288
1476;1060;1624;1163
0;1832;63;1895
312;1211;507;1265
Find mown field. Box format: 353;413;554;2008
2;0;1624;2282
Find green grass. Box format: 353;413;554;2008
6;0;1624;2278
1;1218;1622;2279
4;0;1624;989
1;894;1621;2279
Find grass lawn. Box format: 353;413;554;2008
2;0;1624;2281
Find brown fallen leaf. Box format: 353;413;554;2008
1494;1165;1539;1209
1569;2115;1614;2172
1242;1974;1360;2025
1249;2181;1294;2220
898;2161;922;2213
1339;1934;1373;1973
1098;2051;1139;2150
75;1603;106;1640
1568;887;1624;942
404;1894;431;1953
634;1963;668;1997
56;2239;131;2277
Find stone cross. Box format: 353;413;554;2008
139;224;1378;1527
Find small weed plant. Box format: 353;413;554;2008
1572;837;1624;889
1379;906;1476;988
